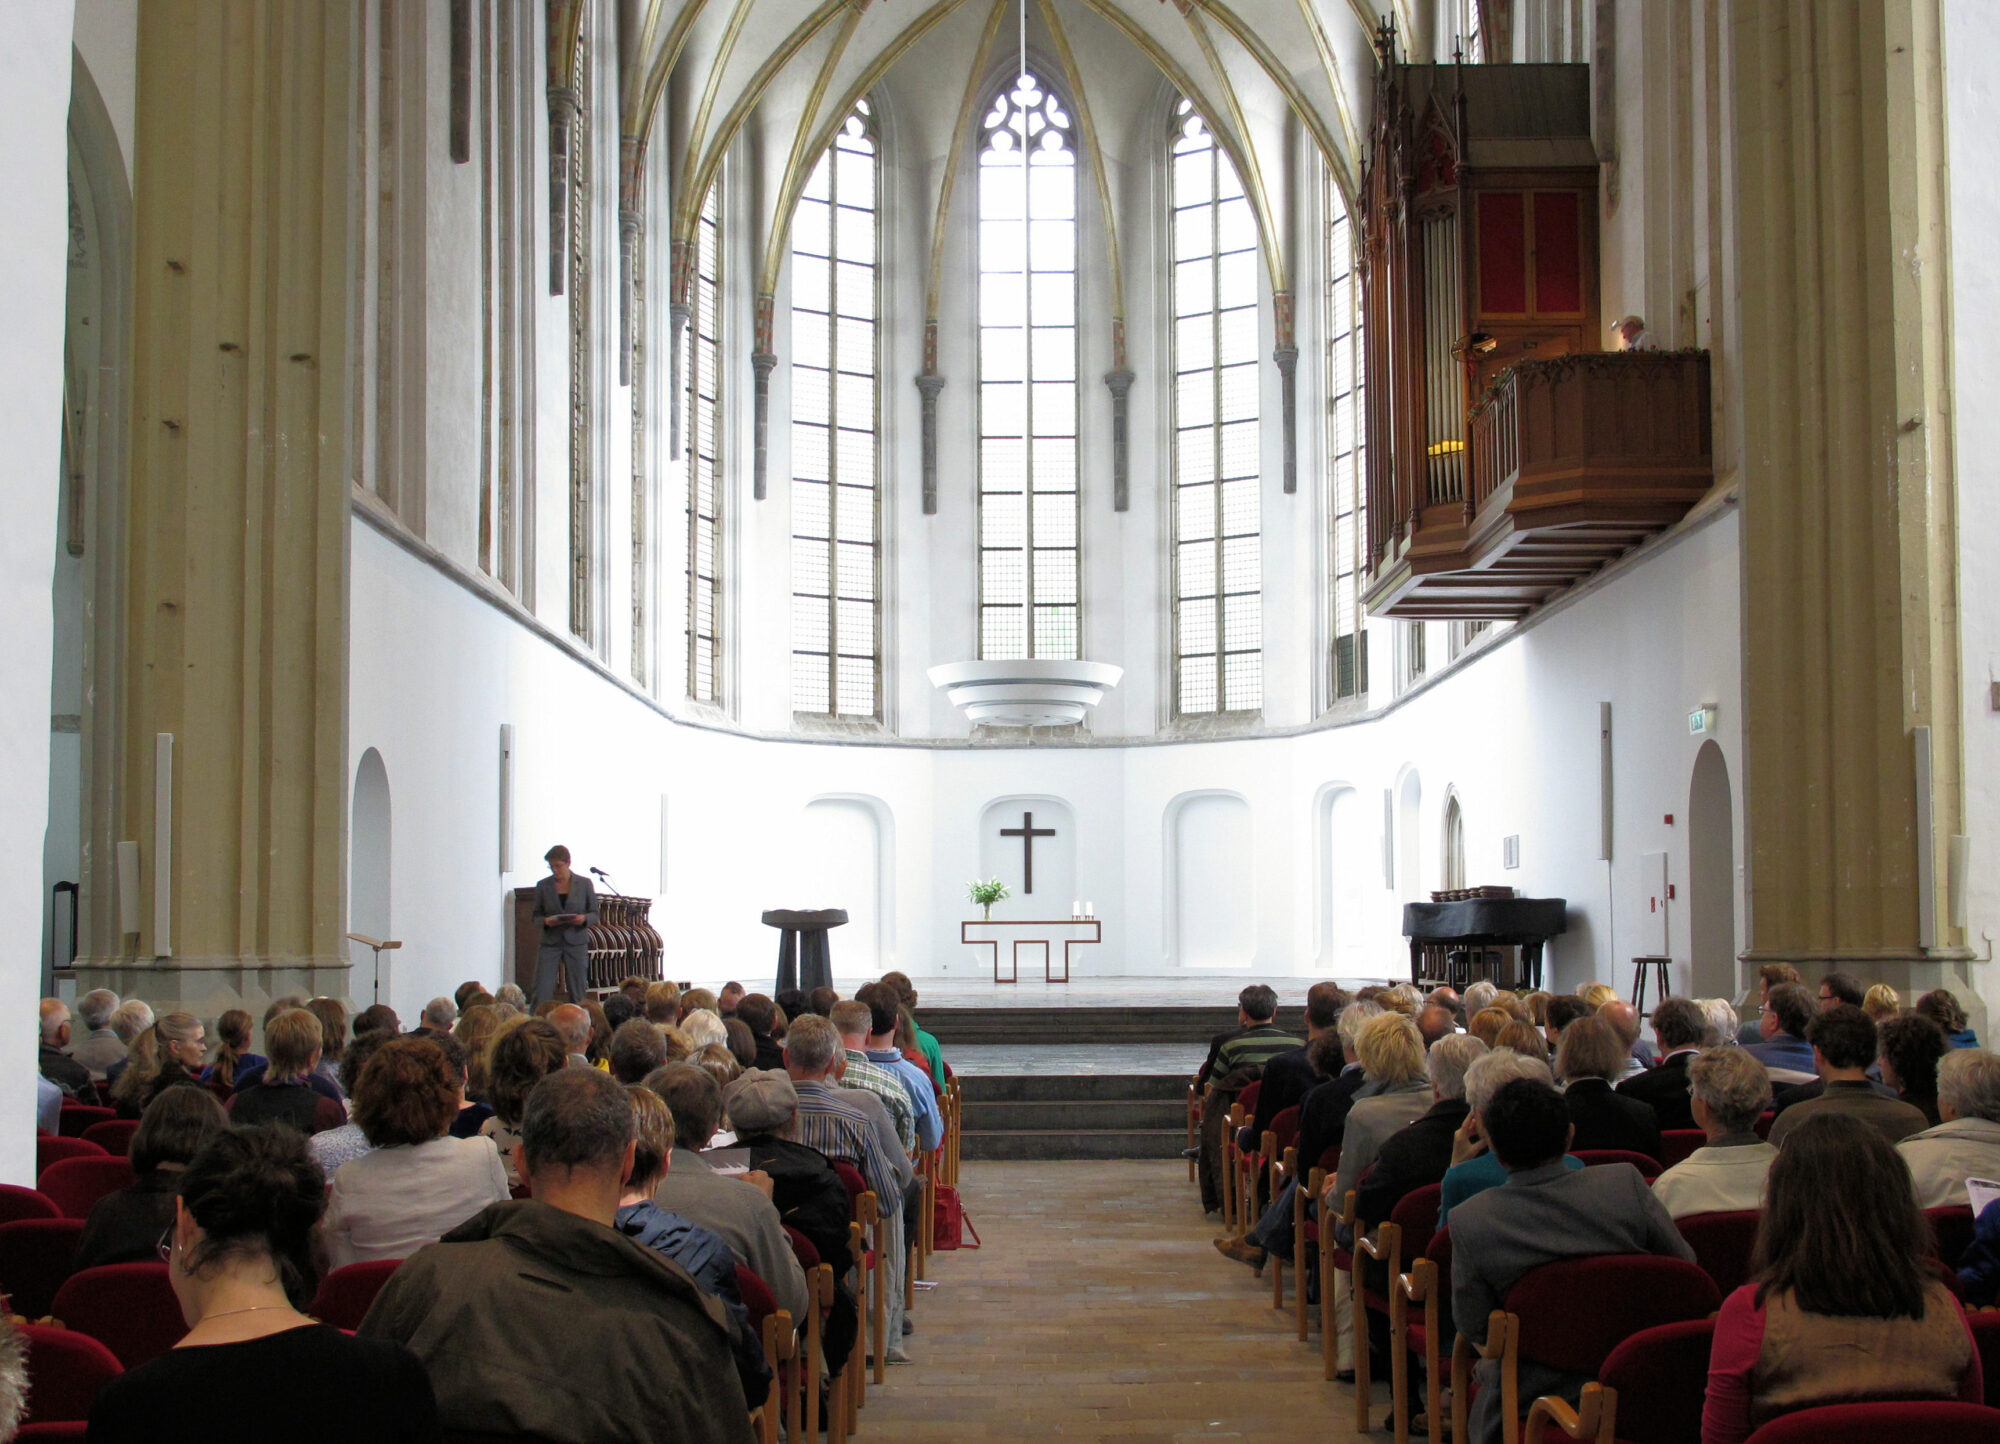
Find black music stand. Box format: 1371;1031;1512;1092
762;908;848;993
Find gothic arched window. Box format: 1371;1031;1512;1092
790;104;879;718
687;178;722;703
1170;100;1261;715
978;72;1079;661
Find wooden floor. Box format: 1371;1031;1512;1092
864;1160;1371;1442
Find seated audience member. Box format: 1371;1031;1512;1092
1494;1017;1550;1061
1352;1033;1488;1234
1461;980;1500;1021
427;1034;488;1137
680;987;720;1019
307;998;350;1097
493;982;528;1011
1416;1002;1457;1048
111;1012;210;1119
1767;1004;1927;1147
717;981;746;1017
38;998;100;1105
1816;971;1865;1011
683;1007;730;1055
733;994;786;1071
830;1000;917;1152
356;1003;401;1039
1196;984;1303;1088
1438;1051;1579;1224
550;1003;594;1068
1917;988;1981;1049
724;1017;757;1070
806;985;840;1018
694;1043;743;1091
1703;1113;1982;1444
618;975;650;1008
645;1063;811;1325
323;1038;510;1268
1599;999;1655;1071
74;1087;228;1271
1652;1047;1778;1219
70;988;127;1081
479;1018;567;1188
1523;991;1552;1027
101;998;157;1090
1577;981;1618;1011
89;1126;438;1441
451;1004;501;1099
603;993;638;1030
1862;982;1901;1023
1544;994;1594;1052
1295;1004;1382;1179
1743;981;1817;1079
893;1009;937;1086
854;982;944;1153
615;1087;770;1408
878;971;946;1081
1736;964;1801;1045
1325;1013;1434;1223
226;1010;345;1135
1701;997;1742;1049
358;1069;751;1444
229;1005;343;1108
1468;1006;1512;1050
201;1008;263;1098
1377;984;1420;1018
582;999;614;1066
452;979;486;1013
1878;1012;1949;1125
611;1016;671;1083
1556;1015;1663;1159
1451;1079;1693;1444
1616;998;1709;1130
310;1028;397;1173
412;996;457;1039
1246;983;1348;1144
1427;985;1462;1019
1898;1047;2000;1208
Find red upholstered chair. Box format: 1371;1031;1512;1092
1753;1111;1775;1141
79;1119;139;1158
56;1106;114;1140
1933;1206;1978;1268
736;1265;793;1444
0;1218;87;1320
828;1158;882;1397
1677;1210;1761;1298
1357;1183;1444;1443
1571;1150;1663;1180
1389;1218;1458;1444
19;1323;122;1424
36;1137;106;1178
48;1262;185;1367
1451;1255;1721;1444
17;1424;90;1440
1656;1130;1705;1169
1972;1312;2000;1409
37;1157;136;1221
1526;1316;1714;1444
1262;1104;1304;1310
1741;1402;2000;1443
309;1259;401;1331
0;1185;60;1225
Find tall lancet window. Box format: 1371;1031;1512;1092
1326;180;1369;703
790;104;880;718
978;73;1079;661
687;179;722;703
1171;100;1261;715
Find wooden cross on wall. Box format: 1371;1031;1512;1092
1000;811;1057;894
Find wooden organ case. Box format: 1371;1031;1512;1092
1360;43;1712;620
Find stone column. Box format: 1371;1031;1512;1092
90;0;356;1013
1733;0;1967;993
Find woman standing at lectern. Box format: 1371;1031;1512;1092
531;844;598;1005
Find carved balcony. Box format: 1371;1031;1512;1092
1363;350;1714;620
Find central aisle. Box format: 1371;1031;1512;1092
864;1159;1370;1442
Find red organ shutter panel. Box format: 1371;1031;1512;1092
1477;192;1528;314
1533;191;1582;313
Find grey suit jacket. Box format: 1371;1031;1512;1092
533;873;599;949
1449;1158;1694;1339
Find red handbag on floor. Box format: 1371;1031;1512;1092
933;1184;980;1250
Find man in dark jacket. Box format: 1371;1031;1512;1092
38;1000;99;1105
1615;997;1708;1131
735;993;787;1071
1196;984;1302;1088
1248;982;1351;1143
360;1068;752;1444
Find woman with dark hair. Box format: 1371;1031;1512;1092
86;1126;438;1441
322;1038;508;1269
308;1029;399;1175
1917;989;1981;1049
1702;1113;1982;1443
74;1087;228;1271
305;997;349;1098
1878;1012;1951;1126
477;1018;567;1188
722;1017;757;1070
580;997;614;1068
201;1010;262;1100
109;1013;210;1119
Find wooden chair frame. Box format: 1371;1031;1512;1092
1354;1210;1408;1435
1395;1252;1446;1444
1223;1101;1246;1234
1267;1136;1292;1312
1451;1310;1520;1444
758;1309;794;1444
1318;1186;1359;1382
847;1216;868;1420
1291;1161;1313;1340
1187;1084;1203;1184
1525;1381;1618;1444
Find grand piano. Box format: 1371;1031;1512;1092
1402;895;1568;992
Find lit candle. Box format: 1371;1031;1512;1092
1071;900;1080;920
1085;901;1095;919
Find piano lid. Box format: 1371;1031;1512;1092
1402;897;1568;941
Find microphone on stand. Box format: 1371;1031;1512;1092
589;866;614;892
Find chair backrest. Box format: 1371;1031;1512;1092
0;1185;61;1225
1237;1081;1262;1114
17;1421;91;1440
56;1106;114;1140
36;1137;107;1178
783;1224;823;1273
1389;1183;1444;1262
1972;1312;2000;1410
1742;1401;2000;1443
1572;1149;1664;1180
49;1262;185;1367
1268;1105;1302;1153
735;1263;777;1330
1597;1317;1716;1444
309;1259;401;1332
19;1324;122;1423
79;1119;139;1158
828;1159;867;1214
1315;1144;1340;1175
1677;1209;1762;1298
1504;1255;1721;1375
1658;1129;1706;1168
1426;1225;1456;1340
1931;1206;1978;1267
37;1157;137;1220
0;1218;88;1320
1754;1110;1776;1140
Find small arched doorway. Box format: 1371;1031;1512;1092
350;749;392;1008
1688;740;1734;998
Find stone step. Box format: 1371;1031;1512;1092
924;1004;1308;1047
960;1097;1185;1132
954;1072;1190;1103
960;1128;1187;1162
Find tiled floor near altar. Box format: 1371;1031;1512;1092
864;1158;1370;1442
